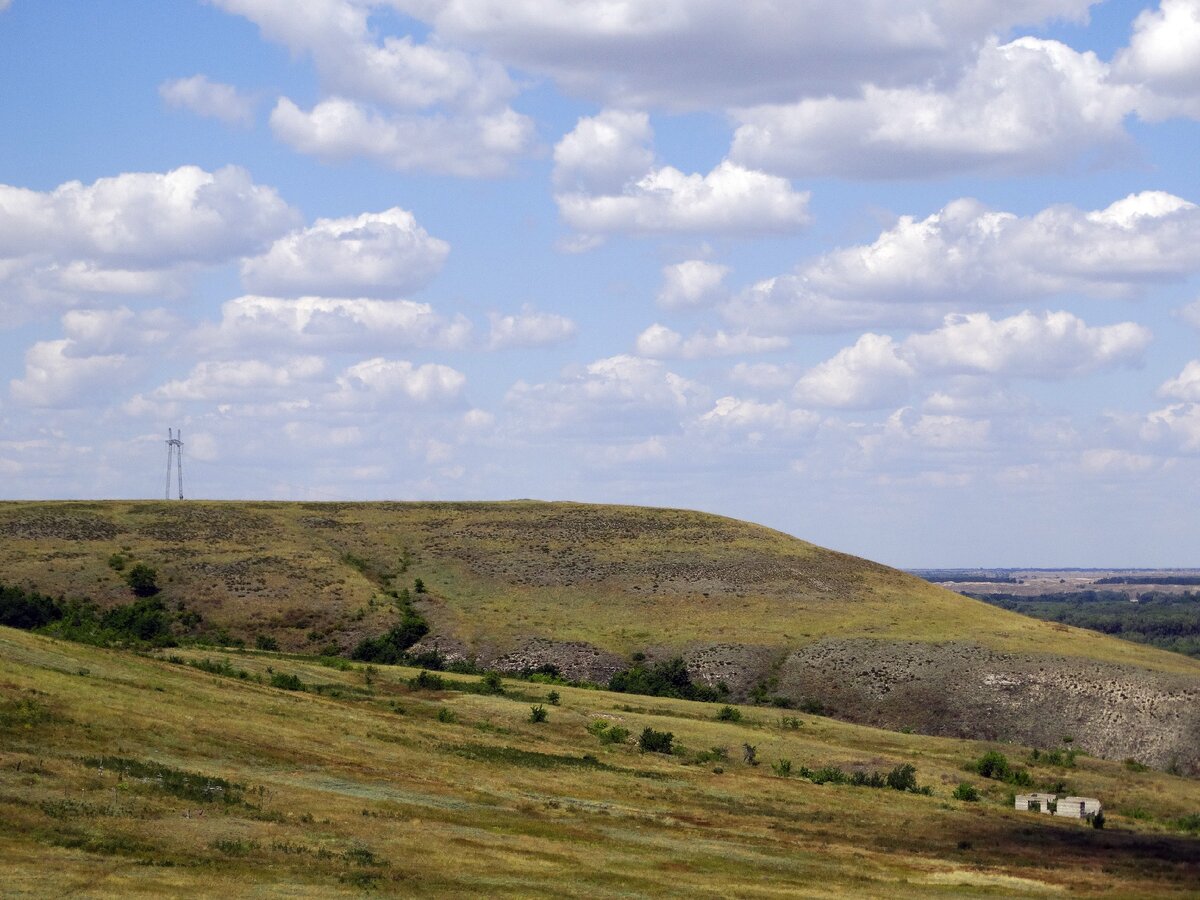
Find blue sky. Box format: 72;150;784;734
2;0;1199;567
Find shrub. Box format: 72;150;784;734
255;634;278;651
779;716;803;729
716;705;742;722
350;616;429;664
772;759;792;777
972;750;1010;780
269;672;305;691
125;564;160;598
639;727;674;754
1123;757;1150;773
609;657;722;702
886;763;918;792
107;553;127;571
587;720;631;746
436;707;456;723
953;782;980;802
798;698;825;715
413;578;426;594
0;584;62;630
478;671;505;695
1175;813;1200;833
409;670;446;691
1091;810;1105;829
742;743;758;766
529;704;548;724
547;690;560;706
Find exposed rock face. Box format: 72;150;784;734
487;638;626;685
776;639;1200;775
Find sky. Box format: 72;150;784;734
1;0;1199;567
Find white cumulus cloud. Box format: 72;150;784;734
159;75;256;126
554;111;809;237
657;260;729;310
635;324;787;359
241;207;449;298
487;307;577;349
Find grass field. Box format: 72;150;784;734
2;626;1198;897
1;500;1196;674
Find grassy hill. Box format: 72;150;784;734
2;627;1198;897
2;500;1199;773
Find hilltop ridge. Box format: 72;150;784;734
1;500;1197;773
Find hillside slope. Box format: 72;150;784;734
2;627;1198;897
1;500;1198;772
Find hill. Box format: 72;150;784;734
1;627;1198;897
1;500;1198;773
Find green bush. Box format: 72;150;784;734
547;690;560;706
255;634;278;651
716;705;742;722
1092;810;1105;829
409;670;446;691
886;763;918;792
772;759;792;777
478;671;505;695
529;704;548;724
0;584;62;630
436;707;456;723
609;657;722;702
125;564;160;598
107;553;127;571
269;672;305;691
639;727;674;754
972;750;1010;779
953;782;980;802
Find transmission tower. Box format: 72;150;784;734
165;428;184;500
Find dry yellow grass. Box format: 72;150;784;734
1;627;1197;897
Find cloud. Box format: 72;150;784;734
794;310;1150;408
506;354;704;435
0;165;296;268
1079;448;1157;476
213;0;534;175
10;340;133;408
723;191;1200;333
904;311;1151;378
695;396;819;434
241;207;449;297
634;324;787;359
398;0;1097;108
1159;360;1200;401
159;75;256;126
150;357;327;402
553;111;810;236
0;167;298;319
269;97;533;176
794;334;915;409
487;307;577;349
657;260;729;310
731;37;1140;178
1141;403;1200;452
203;295;472;353
1114;0;1200;119
330;358;466;408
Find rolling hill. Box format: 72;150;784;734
1;627;1198;897
1;500;1198;774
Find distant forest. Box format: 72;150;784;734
1095;575;1200;586
919;574;1020;584
970;590;1200;660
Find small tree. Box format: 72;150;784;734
529;704;548;724
952;782;979;802
639;727;674;754
547;690;560;706
125;564;160;597
772;759;792;777
886;763;918;792
716;705;742;722
479;671;504;695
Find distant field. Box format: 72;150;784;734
915;569;1200;660
2;627;1198;897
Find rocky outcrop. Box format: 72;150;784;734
775;639;1200;775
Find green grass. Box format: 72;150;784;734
0;626;1197;897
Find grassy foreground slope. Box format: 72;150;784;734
2;501;1199;771
2;627;1198;898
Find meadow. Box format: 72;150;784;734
2;626;1198;897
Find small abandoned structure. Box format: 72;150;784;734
1055;796;1102;819
1015;793;1102;820
1014;792;1059;814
